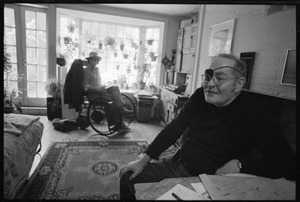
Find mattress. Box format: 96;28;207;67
4;114;44;199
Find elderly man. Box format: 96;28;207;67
83;52;133;131
119;53;295;200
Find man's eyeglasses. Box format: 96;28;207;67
201;66;242;86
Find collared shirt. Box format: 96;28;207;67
83;66;101;90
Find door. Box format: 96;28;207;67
21;6;48;106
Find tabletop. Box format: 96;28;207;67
134;177;200;200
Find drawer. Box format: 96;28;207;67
167;102;176;113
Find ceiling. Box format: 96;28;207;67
102;4;201;17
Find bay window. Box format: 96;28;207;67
57;8;164;91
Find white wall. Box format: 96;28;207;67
195;5;296;99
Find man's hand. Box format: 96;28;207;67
119;154;151;180
215;159;241;176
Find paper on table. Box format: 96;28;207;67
199;174;295;200
191;182;210;200
156;184;207;200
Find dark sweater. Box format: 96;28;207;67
146;87;295;180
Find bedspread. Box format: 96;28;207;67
4;114;44;199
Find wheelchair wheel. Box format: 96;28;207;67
76;116;90;129
121;93;136;125
87;97;122;135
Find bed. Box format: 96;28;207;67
4;113;44;199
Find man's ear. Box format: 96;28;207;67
234;77;246;93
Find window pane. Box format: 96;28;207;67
26;30;37;47
37;65;47;81
37;48;47;65
146;29;154;39
6;46;17;63
4;8;15;27
153;28;160;40
5;27;16;45
37;82;47;97
116;25;124;38
124;27;132;38
132;28;139;40
99;23;107;36
37;12;46;30
26;11;36;29
27;81;37;97
82;21;90;34
27;48;37;64
107;24;115;36
27;65;37;81
37;31;46;48
6;81;18;96
91;22;98;35
7;64;18;80
39;81;47;98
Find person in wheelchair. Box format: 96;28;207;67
83;52;133;131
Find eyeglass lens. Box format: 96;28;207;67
203;69;214;82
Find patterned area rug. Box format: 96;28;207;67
19;140;148;200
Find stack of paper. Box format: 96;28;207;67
156;184;207;200
199;174;295;200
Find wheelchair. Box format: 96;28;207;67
64;59;135;136
76;93;135;136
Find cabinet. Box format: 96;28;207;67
160;87;189;124
175;24;198;73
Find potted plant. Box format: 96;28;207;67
104;36;116;48
56;53;66;66
120;41;125;51
98;41;103;50
135;64;150;90
147;39;154;45
45;78;62;120
4;46;23;113
118;74;127;89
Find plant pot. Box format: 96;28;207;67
123;54;129;59
120;44;125;51
98;43;103;50
114;52;118;57
56;57;66;66
147;39;154;45
47;97;62;120
138;81;146;90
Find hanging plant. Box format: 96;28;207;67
98;42;103;50
67;22;75;33
56;53;66;66
147;39;154;45
120;41;125;51
104;36;116;48
130;39;139;49
63;36;72;45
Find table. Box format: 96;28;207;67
135;177;200;200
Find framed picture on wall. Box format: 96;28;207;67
208;19;235;56
280;49;296;86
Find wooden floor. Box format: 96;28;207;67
29;115;164;177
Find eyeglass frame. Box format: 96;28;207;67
201;66;243;86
